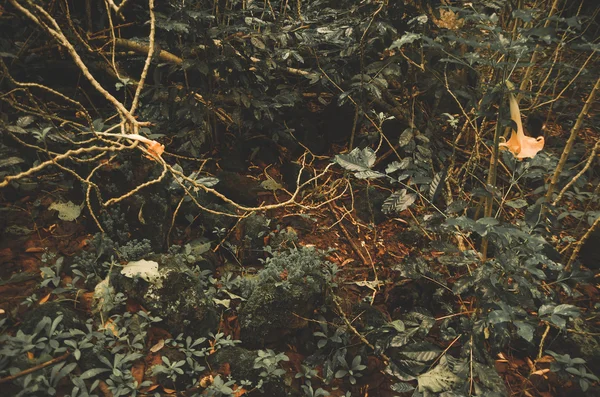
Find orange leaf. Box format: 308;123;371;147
199;375;213;388
141;384;160;393
103;319;119;336
38;293;51;305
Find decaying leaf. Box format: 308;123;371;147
121;259;161;285
49;201;82;221
150;339;165;353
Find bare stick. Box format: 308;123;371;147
0;352;70;384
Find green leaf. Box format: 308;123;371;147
250;36;266;50
390;382;415;392
398;128;414;147
385;159;411;174
80;368;111;380
417;356;460;393
428;171;445;200
488;310;511;324
514;321;534;342
385;361;417;381
382;189;417;214
0;157;25;169
505;199;528;209
333;147;377;172
550;314;566;329
553;304;580;318
335;369;347;378
354;170;385;179
389;33;422;49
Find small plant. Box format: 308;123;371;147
40;256;64;289
546;350;599;392
205;375;236;397
335;355;367;385
95;352;150;397
253;349;289;380
295;363;319;380
314;320;347;350
166;334;208;375
16;361;78;397
209;332;241;351
301;380;330;397
151;356;186;382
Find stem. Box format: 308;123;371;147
545;76;600;205
0;352;70;384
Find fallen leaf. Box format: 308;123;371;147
48;201;83;221
25;247;45;253
531;368;550;376
150;339;165;353
103;319;119;336
141;384;160;393
199;374;213;388
38;293;51;305
98;380;113;397
131;361;145;386
121;259;161;285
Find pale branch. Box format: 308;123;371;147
129;0;156;116
113;38;183;64
9;0;143;129
0;144;129;188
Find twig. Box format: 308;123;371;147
0;351;70;384
327;202;369;267
553;138;600;205
113;38;182;64
332;294;390;363
129;0;155;116
566;207;600;270
537;322;551;360
9;0;144;129
545;75;600;205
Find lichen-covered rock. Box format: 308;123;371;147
238;247;331;348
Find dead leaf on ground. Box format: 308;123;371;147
131;361;145;387
150;339;165;353
38;293;51;305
